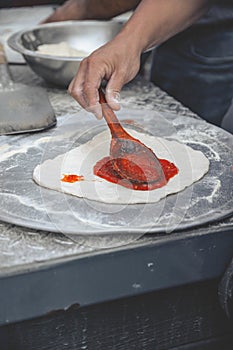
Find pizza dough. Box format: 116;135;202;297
36;42;89;57
33;129;209;204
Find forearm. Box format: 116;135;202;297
68;0;213;112
117;0;211;53
84;0;141;20
42;0;141;23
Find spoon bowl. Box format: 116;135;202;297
99;89;167;189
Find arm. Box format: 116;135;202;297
42;0;140;23
119;0;211;52
68;0;212;118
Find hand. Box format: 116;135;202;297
41;0;87;23
68;36;141;119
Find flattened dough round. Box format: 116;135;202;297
33;129;209;204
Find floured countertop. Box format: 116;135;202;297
0;64;232;274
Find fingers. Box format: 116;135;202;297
68;40;140;119
41;0;85;24
105;73;125;110
68;57;104;119
41;7;67;24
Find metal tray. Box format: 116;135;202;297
0;108;232;237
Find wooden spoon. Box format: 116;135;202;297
99;88;167;187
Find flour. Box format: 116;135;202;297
36;42;89;57
33;129;209;204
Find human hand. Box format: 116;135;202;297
41;0;87;23
68;36;141;119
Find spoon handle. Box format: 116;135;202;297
99;88;126;139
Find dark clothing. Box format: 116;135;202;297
151;1;233;133
197;0;233;26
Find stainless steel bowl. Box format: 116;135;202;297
8;21;123;87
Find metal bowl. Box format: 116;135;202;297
8;21;123;87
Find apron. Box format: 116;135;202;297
150;1;233;133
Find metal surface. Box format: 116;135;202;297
0;62;232;270
0;43;56;134
0;86;56;134
0;107;232;237
0;5;232;333
0;227;233;326
8;21;122;87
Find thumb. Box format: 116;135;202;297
105;74;124;111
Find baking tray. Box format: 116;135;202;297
0;108;232;237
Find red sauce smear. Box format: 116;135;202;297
93;157;178;191
61;174;84;183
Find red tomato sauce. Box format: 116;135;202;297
61;174;84;183
93;157;178;191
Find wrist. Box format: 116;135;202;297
116;22;150;56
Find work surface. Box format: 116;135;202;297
0;63;232;266
0;6;233;328
0;64;233;326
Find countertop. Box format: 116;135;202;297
0;6;232;327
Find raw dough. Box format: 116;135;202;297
36;42;89;57
33;129;209;204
